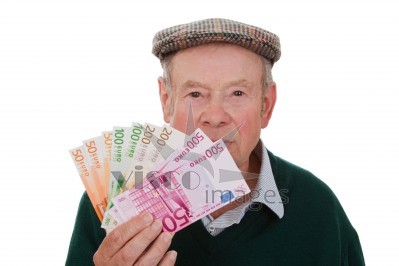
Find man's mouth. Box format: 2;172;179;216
210;138;231;143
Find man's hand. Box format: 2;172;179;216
93;212;177;265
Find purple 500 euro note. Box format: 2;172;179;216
111;129;250;233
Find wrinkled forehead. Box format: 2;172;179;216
164;43;266;90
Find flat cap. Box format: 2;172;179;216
152;18;281;64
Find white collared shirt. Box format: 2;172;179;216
201;140;284;236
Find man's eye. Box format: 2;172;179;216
233;90;244;96
190;92;201;98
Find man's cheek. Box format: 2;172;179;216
171;114;188;131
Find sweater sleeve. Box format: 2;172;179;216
343;227;365;266
65;192;106;266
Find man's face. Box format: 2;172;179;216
159;43;276;173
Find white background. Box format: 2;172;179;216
1;0;398;265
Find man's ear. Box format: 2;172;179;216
158;76;171;123
261;82;277;128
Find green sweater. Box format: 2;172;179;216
66;151;365;265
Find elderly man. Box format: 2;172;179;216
66;18;365;265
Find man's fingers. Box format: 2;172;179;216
133;232;174;266
158;250;178;266
94;212;154;261
93;213;175;266
109;219;164;265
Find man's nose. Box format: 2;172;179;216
199;98;231;128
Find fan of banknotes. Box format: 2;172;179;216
70;122;250;233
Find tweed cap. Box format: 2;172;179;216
152;18;281;64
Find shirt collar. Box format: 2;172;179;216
251;139;284;219
203;139;284;230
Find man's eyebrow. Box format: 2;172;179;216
224;79;252;88
180;79;252;90
181;80;210;90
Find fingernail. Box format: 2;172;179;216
151;220;162;231
142;212;153;225
169;250;177;261
163;232;172;243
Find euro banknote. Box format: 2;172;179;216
70;144;107;220
70;123;250;233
